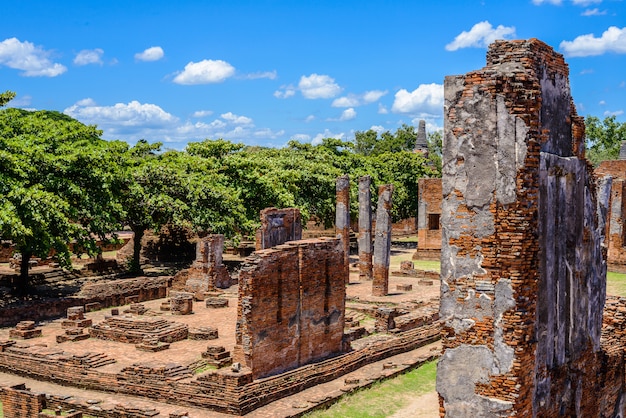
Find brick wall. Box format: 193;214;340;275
414;178;442;260
255;207;302;251
437;39;620;416
0;384;45;418
597;160;626;271
234;237;345;379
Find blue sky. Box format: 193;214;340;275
1;0;625;149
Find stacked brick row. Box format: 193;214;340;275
0;320;440;416
0;384;45;418
596;160;626;271
438;39;618;416
89;316;188;344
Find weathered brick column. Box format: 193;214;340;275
335;175;351;284
185;234;230;292
372;184;393;296
436;39;616;416
358;175;373;280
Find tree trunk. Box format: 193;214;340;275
130;227;144;274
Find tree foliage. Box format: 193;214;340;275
0;100;442;286
586;115;626;166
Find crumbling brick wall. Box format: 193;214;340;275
0;384;45;418
255;207;302;251
596;160;626;271
233;237;345;379
414;178;442;260
437;39;621;417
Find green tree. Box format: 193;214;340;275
0;108;121;288
115;139;251;273
0;90;16;107
586;115;626;165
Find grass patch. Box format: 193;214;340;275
193;363;217;374
607;270;626;297
304;360;437;418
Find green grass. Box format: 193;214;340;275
607;270;626;297
304;360;437;418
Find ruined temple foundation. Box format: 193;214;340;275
413;178;442;261
358;175;373;280
436;39;622;416
336;175;351;284
372;184;393;296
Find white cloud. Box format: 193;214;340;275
64;99;178;129
581;8;606;16
445;21;516;51
0;37;67;77
299;74;342;99
9;95;32;107
305;115;315;123
532;0;562;4
135;46;164;62
332;90;388;108
391;83;444;114
63;98;282;147
192;110;213;118
74;48;104;66
274;85;296;99
362;90;387;103
220;112;253;125
599;100;606;105
340;108;357;121
561;26;626;57
312;129;345;146
173;59;235;84
604;110;624;117
370;125;385;134
245;70;277;80
378;103;389;114
332;96;360;108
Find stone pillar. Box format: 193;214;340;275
372;184;393;296
358;175;373;280
335;175;350;284
436;39;614;416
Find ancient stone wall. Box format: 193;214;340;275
0;384;44;418
414;178;442;261
437;39;621;416
596;160;626;271
234;237;346;379
255;207;302;251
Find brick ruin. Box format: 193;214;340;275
437;39;624;416
372;184;393;296
596;156;626;272
255;207;302;251
233;237;346;379
413;178;442;261
185;234;231;293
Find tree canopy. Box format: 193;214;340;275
0;97;442;286
586;115;626;166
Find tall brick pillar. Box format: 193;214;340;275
336;175;350;284
436;39;616;416
358;175;373;281
372;184;393;296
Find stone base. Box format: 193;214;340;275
396;284;413;291
136;341;170;352
9;328;42;339
189;327;218;340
